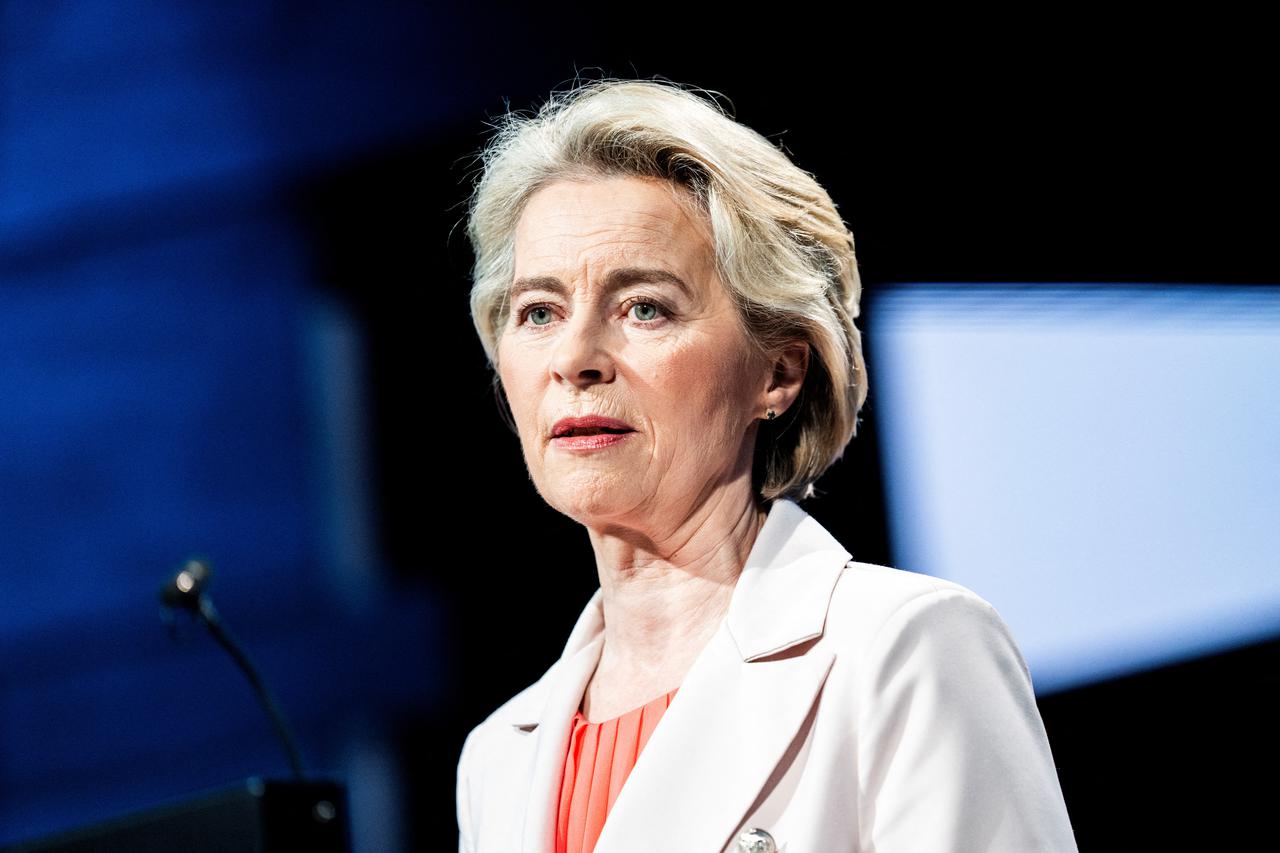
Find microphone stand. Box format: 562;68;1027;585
0;560;347;852
160;560;306;781
194;596;306;780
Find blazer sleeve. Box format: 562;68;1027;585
854;587;1079;852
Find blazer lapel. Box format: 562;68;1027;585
516;588;607;853
514;499;851;853
594;625;837;853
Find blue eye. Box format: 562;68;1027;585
629;302;662;322
528;307;553;326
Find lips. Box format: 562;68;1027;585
551;415;636;439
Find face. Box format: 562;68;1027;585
496;175;773;528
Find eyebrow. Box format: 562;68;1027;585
507;267;695;304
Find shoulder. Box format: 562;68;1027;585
456;668;549;834
456;668;556;851
815;568;1074;848
823;560;1033;688
827;559;1005;625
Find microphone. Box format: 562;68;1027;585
159;559;307;781
160;558;213;612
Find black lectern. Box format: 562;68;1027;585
1;778;350;853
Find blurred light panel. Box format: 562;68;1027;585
867;284;1280;694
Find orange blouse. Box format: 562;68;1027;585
555;687;679;853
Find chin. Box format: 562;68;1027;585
537;473;641;525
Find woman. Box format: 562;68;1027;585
456;78;1078;853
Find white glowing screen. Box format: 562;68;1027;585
868;285;1280;694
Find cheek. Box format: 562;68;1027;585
650;338;756;437
497;360;540;438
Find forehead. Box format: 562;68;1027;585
513;176;714;274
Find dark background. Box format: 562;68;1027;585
1;2;1274;850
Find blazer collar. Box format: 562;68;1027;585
503;496;852;730
504;497;853;853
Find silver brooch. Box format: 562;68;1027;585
737;827;777;853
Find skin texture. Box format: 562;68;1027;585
497;175;808;721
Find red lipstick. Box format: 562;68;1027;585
551;415;636;451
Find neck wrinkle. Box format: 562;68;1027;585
588;493;767;676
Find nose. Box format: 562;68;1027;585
550;310;616;388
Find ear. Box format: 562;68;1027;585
762;341;809;418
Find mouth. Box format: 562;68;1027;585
555;426;632;437
550;415;636;441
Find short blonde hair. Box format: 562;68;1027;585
466;78;868;502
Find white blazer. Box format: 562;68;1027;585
456;497;1079;853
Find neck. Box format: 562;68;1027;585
585;487;769;679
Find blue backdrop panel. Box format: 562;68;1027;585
0;218;439;846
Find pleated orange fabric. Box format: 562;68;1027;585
555;686;679;853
